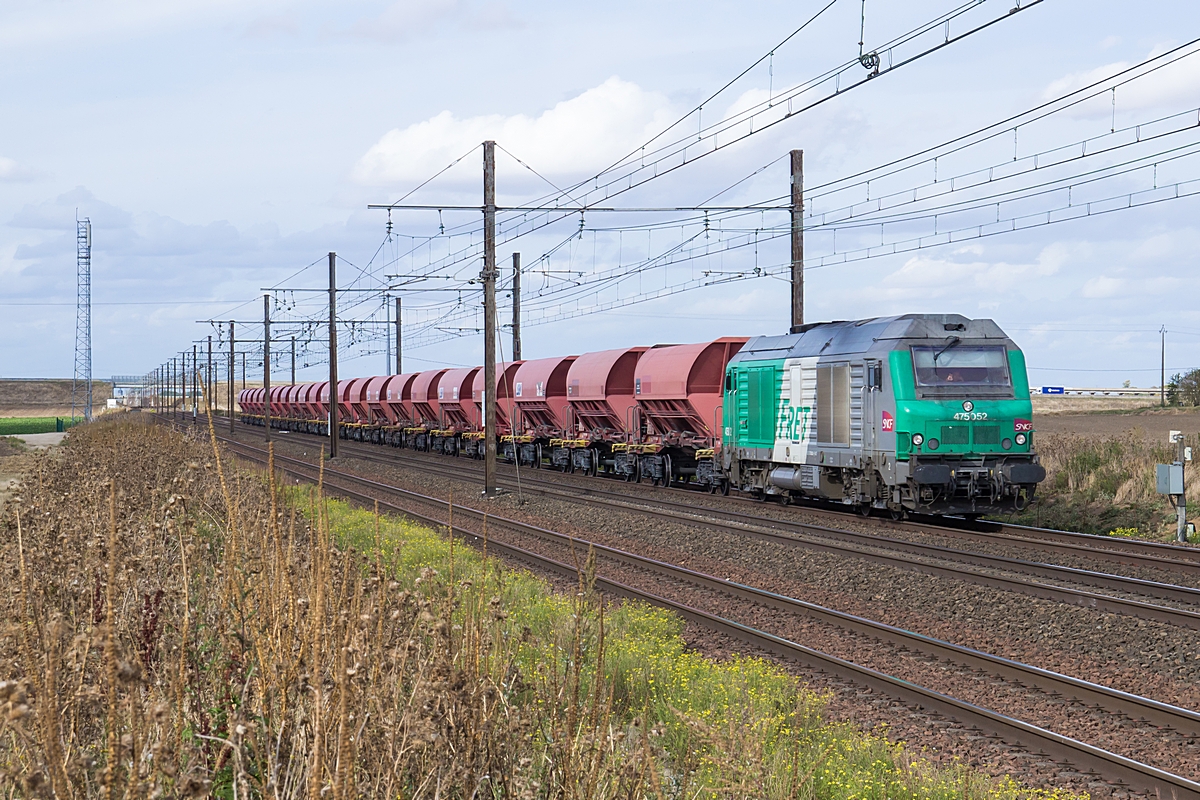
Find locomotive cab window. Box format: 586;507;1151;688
911;345;1010;391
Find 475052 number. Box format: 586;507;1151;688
953;412;988;421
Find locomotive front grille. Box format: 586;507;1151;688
973;425;1000;445
940;425;970;445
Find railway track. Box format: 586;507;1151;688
202;427;1200;799
201;415;1200;570
220;424;1200;632
232;418;1200;575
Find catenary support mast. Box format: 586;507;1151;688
483;141;498;497
512;252;521;362
263;295;271;443
790;149;804;332
329;252;339;458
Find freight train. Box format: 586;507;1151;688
239;314;1045;517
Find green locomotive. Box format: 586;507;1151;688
720;314;1045;516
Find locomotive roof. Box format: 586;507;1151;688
731;314;1013;361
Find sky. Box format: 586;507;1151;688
3;0;1200;389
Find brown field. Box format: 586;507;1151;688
1035;408;1200;440
0;379;113;417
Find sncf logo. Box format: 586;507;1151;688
881;411;895;432
1014;419;1033;432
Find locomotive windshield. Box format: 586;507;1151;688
912;345;1010;388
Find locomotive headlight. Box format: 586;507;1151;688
912;433;925;446
1002;438;1013;450
1015;433;1028;446
927;438;940;450
962;400;974;412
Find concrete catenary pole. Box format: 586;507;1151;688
512;252;522;362
192;344;198;419
790;148;804;332
329;251;339;458
395;296;402;375
229;321;236;434
483;141;498;497
264;294;271;443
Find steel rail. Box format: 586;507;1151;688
277;434;1200;629
212;432;1200;799
366;444;1200;605
316;429;1200;574
223;416;1200;570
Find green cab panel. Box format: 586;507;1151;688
724;360;785;451
888;349;1034;460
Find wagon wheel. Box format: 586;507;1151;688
720;480;730;496
859;503;872;518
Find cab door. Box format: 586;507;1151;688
862;360;882;455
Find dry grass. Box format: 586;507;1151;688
1011;431;1200;538
0;414;1084;798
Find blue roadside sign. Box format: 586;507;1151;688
1041;386;1065;395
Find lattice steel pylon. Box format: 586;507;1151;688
70;217;92;422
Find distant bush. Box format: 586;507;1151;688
1167;368;1200;406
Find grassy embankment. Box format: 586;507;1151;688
1009;431;1200;540
0;416;79;435
0;416;1082;798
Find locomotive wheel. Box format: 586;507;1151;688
859;504;872;518
780;493;791;506
720;480;730;496
889;507;905;521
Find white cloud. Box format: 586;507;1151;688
1081;274;1124;298
1042;48;1200;116
353;77;676;186
0;157;39;183
873;242;1071;302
